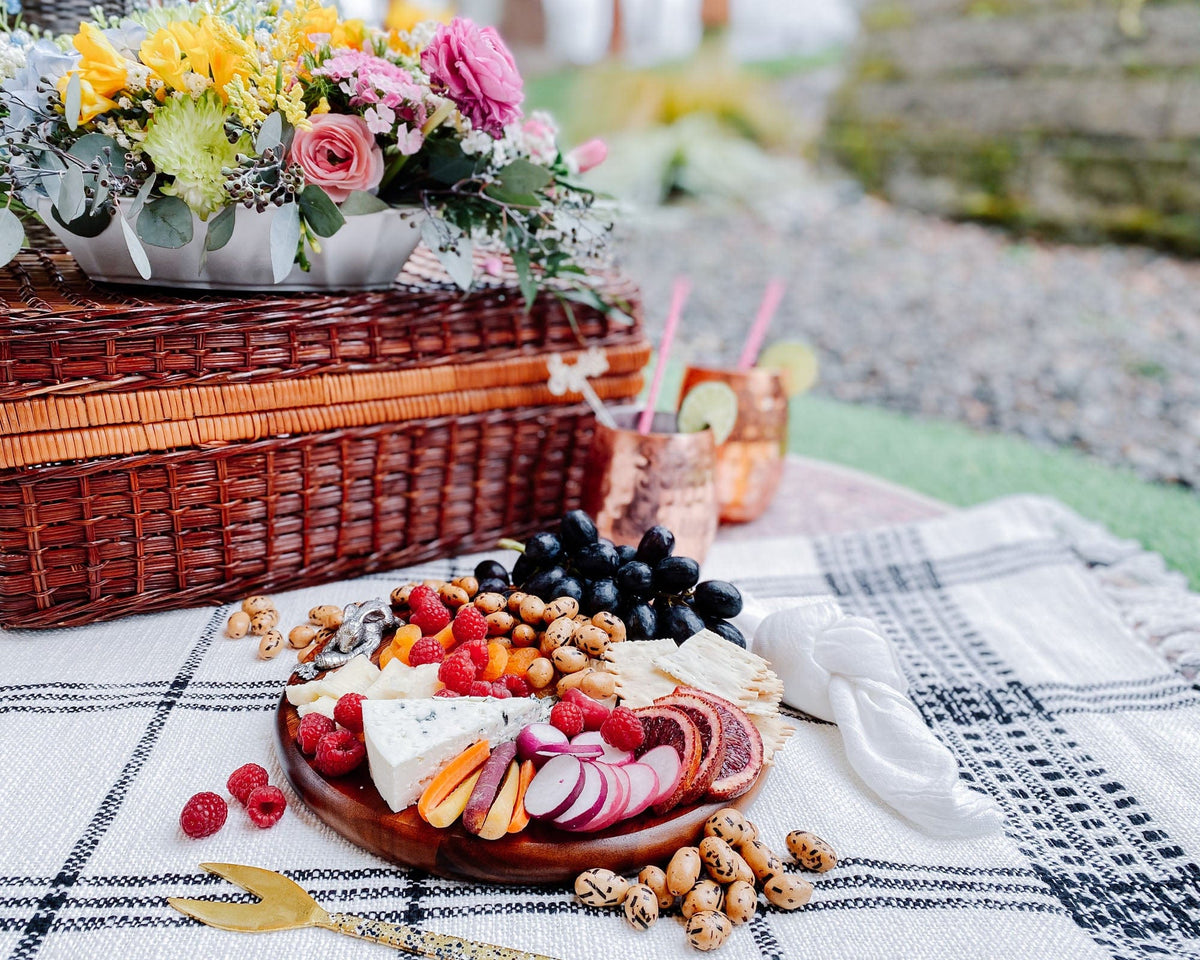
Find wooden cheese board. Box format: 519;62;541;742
275;697;766;884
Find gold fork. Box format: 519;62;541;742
168;862;560;960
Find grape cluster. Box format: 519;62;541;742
475;510;746;647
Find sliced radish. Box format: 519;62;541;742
618;762;660;820
593;763;632;830
583;763;630;832
572;731;634;766
523;755;584;820
533;742;605;762
516;723;568;764
638;746;683;808
553;763;608;830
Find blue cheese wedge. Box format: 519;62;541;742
363;697;547;813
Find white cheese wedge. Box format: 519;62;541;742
362;660;441;701
296;696;338;720
362;697;547;813
285;654;380;705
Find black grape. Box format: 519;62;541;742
692;580;743;620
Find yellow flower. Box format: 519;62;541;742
139;27;188;92
330;18;366;50
387;1;447;34
57;22;128;113
198;17;256;94
312;96;330;115
57;74;121;124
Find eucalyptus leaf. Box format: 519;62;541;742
91;179;111;213
338;190;390;217
205;204;236;252
56;167;86;223
421;218;474;291
255;112;283;153
64;73;81;132
137;196;193;249
0;208;24;267
67;133;127;176
270;202;301;284
297;184;345;238
425;138;480;185
511;248;537;310
129;177;155;220
118;211;152;279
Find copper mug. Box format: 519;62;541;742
581;410;719;562
680;366;788;524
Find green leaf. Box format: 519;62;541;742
0;207;25;267
421;217;474;291
511;248;536;310
205;205;236;252
492;160;552;199
64;73;81;132
270;202;301;284
56;167;86;223
425;138;480;185
67;133;127;176
297;184;345;238
137;196;194;249
338;190;390;217
129;176;155;220
118;210;151;279
255;112;283;153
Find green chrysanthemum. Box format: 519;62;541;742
142;92;248;220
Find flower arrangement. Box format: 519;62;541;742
0;1;614;307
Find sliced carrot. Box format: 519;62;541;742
417;739;490;820
506;759;537;834
434;622;457;650
503;647;540;677
423;769;482;829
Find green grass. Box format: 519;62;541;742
789;395;1200;589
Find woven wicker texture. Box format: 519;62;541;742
0;251;643;399
0;248;649;627
18;1;126;35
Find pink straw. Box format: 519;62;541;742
638;276;690;435
737;279;786;369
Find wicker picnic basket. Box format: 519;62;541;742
0;250;650;629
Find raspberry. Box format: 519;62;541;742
333;692;367;734
180;791;228;839
314;729;366;777
600;706;645;752
463;639;490;670
296;713;335;754
468;680;493;697
407;636;446;666
407;584;439;611
503;674;531;697
550;701;584;737
245;785;287;829
226;762;269;805
562;688;612;731
434;688;460;698
410;601;451;635
452;604;488;644
489;681;512;699
438;654;477;694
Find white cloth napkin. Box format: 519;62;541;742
736;595;1005;838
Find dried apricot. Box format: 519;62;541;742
479;641;510;681
504;647;542;676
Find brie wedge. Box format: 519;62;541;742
285;654;380;706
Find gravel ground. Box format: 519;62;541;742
611;175;1200;489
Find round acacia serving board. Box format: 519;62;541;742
275;697;765;884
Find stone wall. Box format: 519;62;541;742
824;0;1200;252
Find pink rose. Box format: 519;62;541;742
567;138;607;174
290;114;384;203
421;18;523;137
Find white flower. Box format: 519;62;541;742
460;128;493;157
0;36;28;85
183;72;212;96
363;103;395;136
408;20;439;48
125;61;151;90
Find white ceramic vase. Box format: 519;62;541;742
40;203;425;292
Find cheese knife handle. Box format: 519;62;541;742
323;912;560;960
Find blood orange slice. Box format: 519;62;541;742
674;687;763;800
631;704;703;814
653;691;726;805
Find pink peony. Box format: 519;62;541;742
567;138;607;174
290;113;385;203
421;18;523;137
